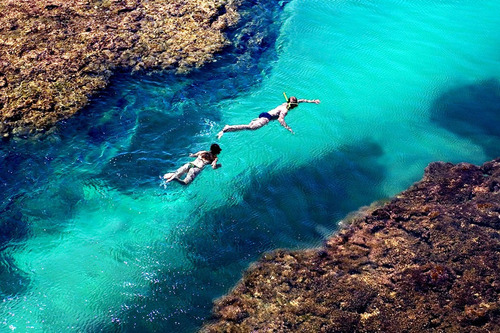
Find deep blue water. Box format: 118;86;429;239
1;0;499;332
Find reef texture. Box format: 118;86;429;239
0;0;239;138
202;159;500;332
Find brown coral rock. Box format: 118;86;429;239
0;0;240;138
201;159;500;332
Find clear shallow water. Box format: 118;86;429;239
1;0;500;331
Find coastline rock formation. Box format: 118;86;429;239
202;159;500;332
0;0;239;138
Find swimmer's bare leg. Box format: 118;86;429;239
217;119;269;139
218;124;250;139
217;125;230;139
163;172;175;181
163;164;189;182
176;167;200;185
169;166;200;185
172;177;188;185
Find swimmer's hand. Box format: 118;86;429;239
213;164;222;169
313;99;320;104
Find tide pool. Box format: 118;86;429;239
1;0;499;332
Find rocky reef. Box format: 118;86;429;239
0;0;239;138
202;159;500;332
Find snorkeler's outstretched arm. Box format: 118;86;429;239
298;99;320;104
278;113;294;134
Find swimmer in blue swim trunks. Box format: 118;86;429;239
217;96;320;139
163;143;221;185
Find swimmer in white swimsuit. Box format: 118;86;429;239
163;143;221;185
217;96;320;139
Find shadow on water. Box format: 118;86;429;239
0;196;28;249
0;195;29;298
0;147;51;298
430;78;500;158
116;139;386;332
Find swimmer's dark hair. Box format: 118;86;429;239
287;96;299;109
210;143;222;155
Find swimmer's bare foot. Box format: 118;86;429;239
163;173;175;182
217;129;224;139
217;125;230;139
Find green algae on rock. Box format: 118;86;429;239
201;159;500;332
0;0;240;138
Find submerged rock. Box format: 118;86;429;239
201;159;500;332
0;0;240;138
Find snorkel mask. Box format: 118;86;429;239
283;92;298;109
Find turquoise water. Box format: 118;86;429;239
1;0;500;331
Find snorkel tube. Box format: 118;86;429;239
283;92;298;109
283;92;291;109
